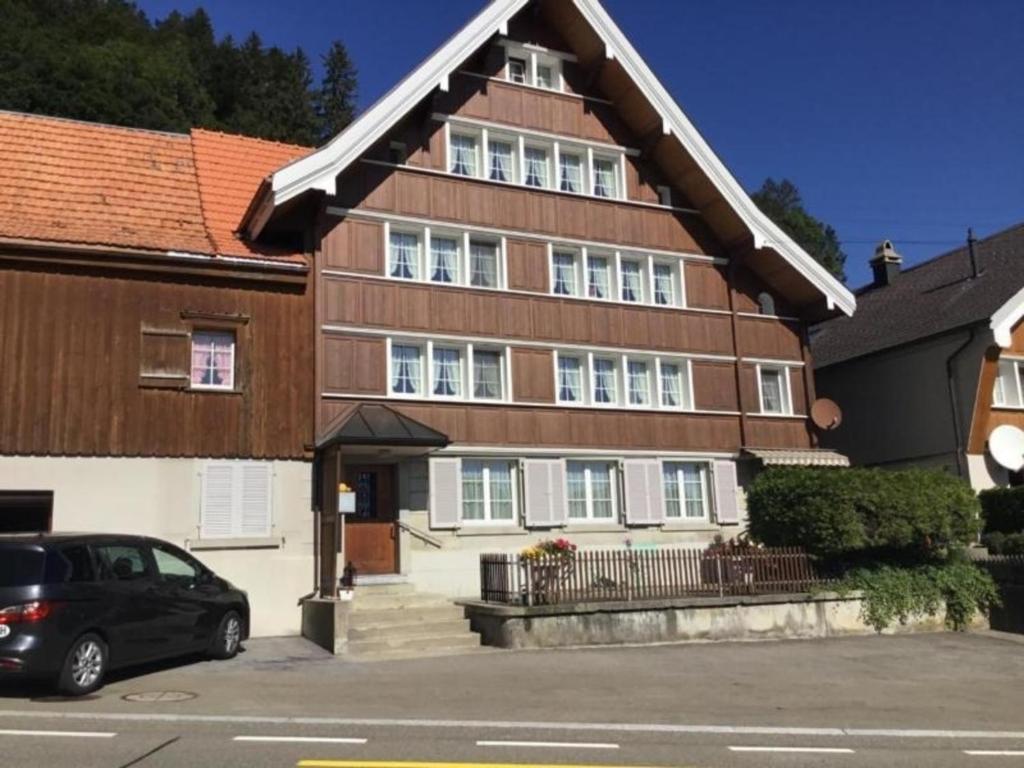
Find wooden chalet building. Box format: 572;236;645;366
1;0;855;634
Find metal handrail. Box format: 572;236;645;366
396;519;443;549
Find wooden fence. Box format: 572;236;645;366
975;555;1024;585
480;547;826;606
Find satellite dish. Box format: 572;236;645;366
810;398;842;430
988;425;1024;471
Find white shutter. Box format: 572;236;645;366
623;459;665;525
429;457;462;529
713;460;740;525
239;463;272;536
523;459;567;528
201;463;235;538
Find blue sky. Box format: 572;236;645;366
138;0;1024;288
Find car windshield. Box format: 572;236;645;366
0;545;45;587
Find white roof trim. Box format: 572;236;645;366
264;0;854;317
990;286;1024;348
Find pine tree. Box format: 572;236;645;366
315;41;358;143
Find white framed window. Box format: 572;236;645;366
503;45;562;91
487;138;515;183
523;145;550;188
431;346;464;398
586;252;612;300
388;230;421;280
429;234;460;283
626;358;651;406
994;359;1024;408
592;155;619;198
462;459;517;523
556;354;584;404
200;461;272;539
551;249;581;296
659;360;692;410
507;56;528;84
535;63;555;89
190;330;236;391
472;348;505;400
652;261;679;307
449;133;478;176
567;461;617;521
619;258;644;303
662;461;710;520
469;239;501;288
758;364;793;415
390;343;425;396
592;356;619;405
559;152;583;193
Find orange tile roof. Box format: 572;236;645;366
0;110;312;264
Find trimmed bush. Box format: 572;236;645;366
982;531;1024;556
978;486;1024;534
747;466;980;557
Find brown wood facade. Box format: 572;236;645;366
311;28;821;453
0;254;313;459
968;320;1024;454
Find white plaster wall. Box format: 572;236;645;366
967;452;1009;492
0;456;314;637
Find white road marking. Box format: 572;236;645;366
965;751;1024;757
729;746;855;754
234;735;367;745
0;729;116;739
477;740;619;750
1;710;1023;741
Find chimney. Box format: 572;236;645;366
870;239;902;287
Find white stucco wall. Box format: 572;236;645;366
0;456;314;637
967;452;1010;492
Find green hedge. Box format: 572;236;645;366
746;466;980;557
978;486;1024;534
981;532;1024;556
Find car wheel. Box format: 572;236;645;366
209;610;242;660
57;633;108;696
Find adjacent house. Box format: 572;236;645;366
0;0;856;633
812;225;1024;490
239;0;854;598
0;111;315;636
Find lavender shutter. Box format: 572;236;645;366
429;457;462;529
623;459;665;525
524;459;567;528
713;460;740;525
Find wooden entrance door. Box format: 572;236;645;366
342;465;397;576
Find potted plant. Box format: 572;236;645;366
520;538;577;604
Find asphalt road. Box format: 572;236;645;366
1;631;1022;767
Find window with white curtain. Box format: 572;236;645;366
559;152;582;193
450;134;477;176
488;139;514;183
586;254;611;299
758;365;792;415
552;251;580;296
469;240;500;288
662;462;710;520
390;344;423;395
567;461;616;521
994;359;1024;407
592;156;618;198
389;231;420;280
653;262;676;306
557;354;583;403
462;460;516;523
620;259;644;303
627;360;651;405
473;349;504;400
429;235;459;284
593;357;618;404
660;362;688;409
432;347;463;398
523;146;549;188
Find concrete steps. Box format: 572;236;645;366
344;583;482;660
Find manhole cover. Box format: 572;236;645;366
122;691;197;703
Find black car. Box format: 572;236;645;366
0;533;249;695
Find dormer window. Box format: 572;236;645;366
503;44;562;92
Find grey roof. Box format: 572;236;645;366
317;403;449;449
812;223;1024;368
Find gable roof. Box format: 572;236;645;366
812;223;1024;368
247;0;853;316
0;110;310;267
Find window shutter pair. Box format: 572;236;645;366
201;462;272;538
622;458;740;526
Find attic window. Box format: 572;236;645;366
507;57;527;84
757;291;776;316
504;46;562;92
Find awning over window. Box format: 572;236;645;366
743;448;850;467
317;404;450;449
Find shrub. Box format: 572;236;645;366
978;486;1024;534
747;466;980;557
982;531;1024;556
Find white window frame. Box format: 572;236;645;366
448;130;479;177
756;364;794;415
386;226;424;281
566;460;619;523
661;461;711;521
993;358;1024;408
618;254;646;304
549;245;584;297
590;354;620;408
387;339;427;398
656;358;694;411
555;352;587;405
382;222;506;290
388;338;512;404
189;330;236;391
590;152;621;199
584;249;615;301
486;133;517;184
503;44;563;92
460;459;519;525
650;257;683;308
549;349;693;412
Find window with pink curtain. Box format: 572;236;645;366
190;331;235;390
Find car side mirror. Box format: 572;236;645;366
197;570;215;586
